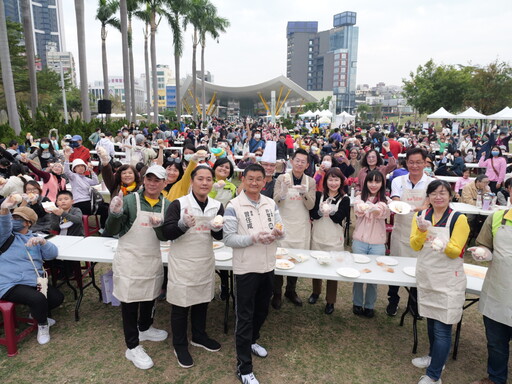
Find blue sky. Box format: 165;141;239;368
62;0;512;87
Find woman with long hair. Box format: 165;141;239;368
478;145;507;193
28;138;61;170
356;146;396;190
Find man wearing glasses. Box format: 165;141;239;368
387;147;434;317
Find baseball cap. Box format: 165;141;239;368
12;206;38;225
145;165;166;180
72;135;82;141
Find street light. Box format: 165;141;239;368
57;58;68;124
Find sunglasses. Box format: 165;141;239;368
166;157;182;165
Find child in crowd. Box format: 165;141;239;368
454;167;472;201
48;190;84;236
352;170;390;318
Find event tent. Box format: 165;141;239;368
486;107;512;120
299;110;315;118
334;111;355;126
313;109;322;116
455;107;487;119
319;109;333;117
427;107;455;119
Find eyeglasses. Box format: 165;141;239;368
429;192;450;198
407;161;425;166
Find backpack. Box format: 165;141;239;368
90;188;104;215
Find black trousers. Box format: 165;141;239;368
235;271;274;375
171;302;209;350
73;200;109;228
2;284;64;325
388;286;418;313
273;275;297;295
120;300;155;349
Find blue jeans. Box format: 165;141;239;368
484;315;512;384
426;318;452;381
351;240;385;309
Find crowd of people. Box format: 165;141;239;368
1;117;511;384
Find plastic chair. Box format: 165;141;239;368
82;215;100;237
0;300;38;357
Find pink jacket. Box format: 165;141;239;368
352;196;390;245
478;155;507;183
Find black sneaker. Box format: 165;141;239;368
191;338;221;352
363;308;375;318
174;348;194;368
386;302;398;316
353;305;364;316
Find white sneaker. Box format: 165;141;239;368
251;343;268;358
238;372;259;384
28;314;56;327
418;375;442;384
37;325;50;345
412;355;431;368
139;326;168;342
125;345;154;370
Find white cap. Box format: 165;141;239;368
71;158;87;171
145;165;167;180
260;141;276;163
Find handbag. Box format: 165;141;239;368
90;187;104;215
26;248;48;298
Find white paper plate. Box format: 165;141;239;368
403;266;416;278
376;256;399;266
215;252;232;261
336;267;361;278
353;254;371;264
275;260;295;270
212;241;224;250
276;247;289;256
388;201;412;215
310;251;330;259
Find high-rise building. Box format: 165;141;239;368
46;42;76;86
141;64;176;111
2;0;66;68
286;11;359;113
89;76;146;113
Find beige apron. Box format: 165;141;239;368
310;195;345;251
479;214;512;327
167;194;217;307
389;177;428;257
279;172;311;249
416;210;466;324
113;193;165;303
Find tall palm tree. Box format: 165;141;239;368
95;0;119;106
199;6;228;122
119;0;131;120
162;0;189;123
20;0;38;115
74;0;91;122
0;0;21;134
127;0;141;121
147;0;166;124
133;3;152;117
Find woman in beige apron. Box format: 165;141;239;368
410;180;469;384
162;166;224;369
308;168;350;314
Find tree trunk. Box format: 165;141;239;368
128;17;136;122
74;0;91;122
119;0;131;121
200;39;206;123
0;0;21;134
101;25;109;103
20;0;37;115
174;46;181;124
144;22;151;118
191;28;198;121
150;11;158;125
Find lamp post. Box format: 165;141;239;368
58;58;68;124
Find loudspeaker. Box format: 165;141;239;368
98;99;112;114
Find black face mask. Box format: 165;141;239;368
70;141;79;148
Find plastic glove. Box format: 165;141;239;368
209;215;224;232
294;184;308;195
26;236;46;247
1;194;21;210
22;193;39;204
109;191;124;214
416;215;432;232
431;237;447;252
148;215;163;228
271;226;284;239
251;231;275;245
182;208;196;228
96;147;111;165
467;246;493;261
212;181;224;191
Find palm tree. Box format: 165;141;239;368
127;0;141;122
119;0;131;120
20;0;38;115
199;6;228;122
0;0;21;134
95;0;119;106
74;0;91;122
133;3;152;117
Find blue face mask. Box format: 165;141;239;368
491;151;499;157
40;143;50;149
424;167;432;174
12;219;25;232
70;141;79;148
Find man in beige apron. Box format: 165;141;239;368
388;148;433;316
162;166;224;369
469;209;512;384
106;165;170;370
273;149;316;309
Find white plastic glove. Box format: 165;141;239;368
209;216;224;232
1;194;21;210
109;191;124;214
416;215;432;232
212;181;225;191
467;246;493;261
96;147;111;165
271;225;284;239
26;236;46;247
182;208;196;228
294;184;308;195
148;215;163;228
22;193;39;204
431;237;447;252
251;231;275;245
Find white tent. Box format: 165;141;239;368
334;111;355;126
455;107;487;119
299;110;315;118
318;116;331;124
427;107;455;119
486;107;512;120
319;109;333;117
313;109;322;116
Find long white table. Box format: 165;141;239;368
436;175;475;183
451;202;508;216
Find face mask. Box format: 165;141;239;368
279;138;285;143
255;156;262;162
12;219;25;232
322;161;332;169
184;154;193;161
40;143;50;149
311;146;318;152
69;141;79;148
424;167;432;174
465;137;471;142
491;151;499;157
123;132;129;137
254;134;261;140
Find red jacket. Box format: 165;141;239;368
69;146;90;163
382;139;402;159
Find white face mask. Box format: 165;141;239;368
311;146;318;152
321;161;332;169
254;134;261;140
123;132;129;137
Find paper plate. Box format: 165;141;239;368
403;266;416;278
376;256;399;266
275;260;295;270
276;247;289;256
213;241;224;250
353;254;371;264
336;267;361;278
388;201;412;215
310;251;330;259
215;252;232;261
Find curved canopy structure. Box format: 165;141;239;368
427;107;455;119
455;107;487;119
180;75;318;118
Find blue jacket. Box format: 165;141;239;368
0;214;58;298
